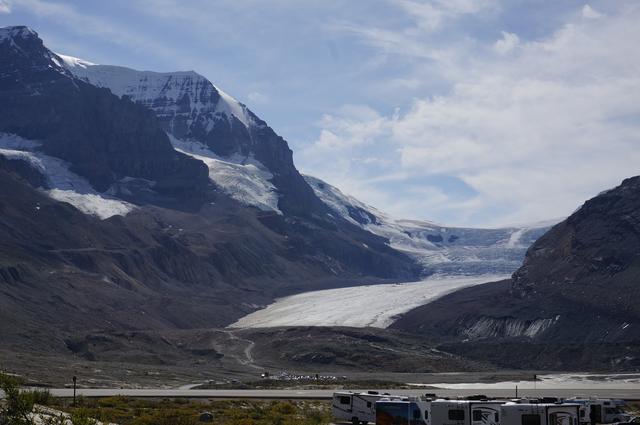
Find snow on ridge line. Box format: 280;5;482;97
56;53;96;69
0;26;37;41
58;53;253;129
0;133;135;220
213;84;252;127
169;135;281;214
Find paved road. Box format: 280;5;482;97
44;388;640;400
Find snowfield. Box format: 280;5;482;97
230;274;507;329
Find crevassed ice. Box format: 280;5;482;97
170;136;281;214
303;174;555;275
230;274;507;329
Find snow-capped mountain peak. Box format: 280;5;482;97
0;25;38;42
58;54;253;130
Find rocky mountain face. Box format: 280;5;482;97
0;27;209;202
59;54;324;217
0;26;423;353
392;176;640;370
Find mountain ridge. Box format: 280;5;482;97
391;175;640;370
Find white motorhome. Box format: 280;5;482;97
566;398;631;424
375;397;432;425
375;398;504;425
430;400;505;425
501;403;580;425
333;391;396;425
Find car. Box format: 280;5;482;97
611;416;640;425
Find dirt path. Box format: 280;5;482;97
220;329;261;370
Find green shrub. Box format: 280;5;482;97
0;372;35;425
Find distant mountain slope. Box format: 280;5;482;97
392;176;640;370
305;175;551;276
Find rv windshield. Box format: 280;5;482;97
377;402;409;425
376;402;423;425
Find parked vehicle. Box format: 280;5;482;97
611;416;640;425
375;398;505;425
376;397;431;425
333;391;396;425
501;403;580;425
430;400;505;425
566;398;631;424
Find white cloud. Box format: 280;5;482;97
301;4;640;227
394;0;498;32
14;0;179;61
0;0;10;14
494;31;519;54
582;4;603;19
247;91;269;104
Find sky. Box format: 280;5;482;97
1;0;639;227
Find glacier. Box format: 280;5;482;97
170;136;280;213
304;175;552;276
230;274;508;328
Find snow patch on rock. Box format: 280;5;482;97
0;133;134;219
462;316;559;339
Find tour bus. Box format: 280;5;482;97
333;391;397;424
500;403;580;425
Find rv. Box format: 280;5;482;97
333;391;396;424
501;403;580;425
430;400;505;425
375;397;431;425
566;398;631;424
376;398;505;425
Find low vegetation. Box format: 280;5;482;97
1;374;333;425
47;397;333;425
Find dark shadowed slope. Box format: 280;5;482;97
392;176;640;370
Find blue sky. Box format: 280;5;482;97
1;0;639;227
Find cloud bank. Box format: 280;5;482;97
299;2;640;227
